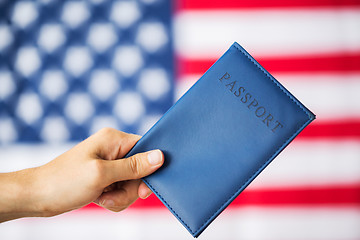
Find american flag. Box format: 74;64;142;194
0;0;360;239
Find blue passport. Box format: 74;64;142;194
125;42;315;237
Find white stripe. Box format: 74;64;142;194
174;9;360;58
215;207;360;240
175;75;198;101
0;207;359;239
275;73;360;120
251;139;360;189
177;74;360;120
1;139;359;189
0;143;75;173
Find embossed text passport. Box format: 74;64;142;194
125;42;315;237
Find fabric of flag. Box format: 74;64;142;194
1;0;360;240
0;0;173;143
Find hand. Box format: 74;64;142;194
0;128;164;222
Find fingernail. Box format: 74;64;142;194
145;191;152;199
103;199;114;207
147;149;162;165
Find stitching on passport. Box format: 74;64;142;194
192;44;314;235
194;118;311;236
233;43;312;120
144;43;313;236
143;179;196;234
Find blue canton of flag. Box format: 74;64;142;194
0;0;173;144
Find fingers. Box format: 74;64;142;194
89;128;141;160
95;180;141;212
103;149;164;184
94;180;153;212
138;181;152;199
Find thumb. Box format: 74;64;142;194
103;149;164;184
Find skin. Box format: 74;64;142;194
0;128;164;223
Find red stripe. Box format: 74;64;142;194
298;119;360;140
177;52;360;75
82;184;360;211
176;0;360;10
233;185;360;206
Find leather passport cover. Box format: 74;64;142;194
125;42;315;237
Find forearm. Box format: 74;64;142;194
0;168;44;223
0;129;161;223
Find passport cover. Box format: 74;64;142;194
125;42;315;237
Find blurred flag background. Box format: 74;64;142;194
1;0;360;239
